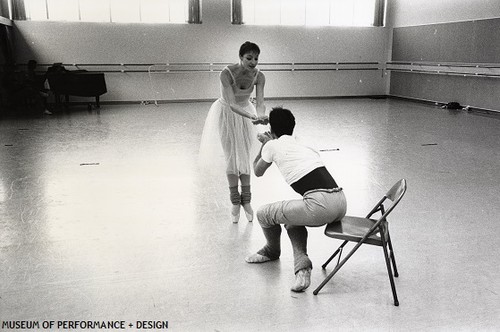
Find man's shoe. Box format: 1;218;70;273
291;268;311;292
245;253;272;263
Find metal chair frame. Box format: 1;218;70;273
313;179;407;306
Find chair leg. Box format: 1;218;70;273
381;234;399;306
387;235;399;277
321;240;348;269
314;240;365;295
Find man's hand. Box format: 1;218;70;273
257;131;274;144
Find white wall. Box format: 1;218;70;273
12;0;390;102
386;0;500;27
386;0;500;111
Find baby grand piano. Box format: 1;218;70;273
47;70;107;109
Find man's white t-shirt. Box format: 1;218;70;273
261;135;324;185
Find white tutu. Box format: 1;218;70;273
198;98;260;176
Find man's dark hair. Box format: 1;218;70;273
239;41;260;57
269;107;295;137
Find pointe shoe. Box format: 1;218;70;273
242;203;253;222
291;268;312;292
231;204;240;223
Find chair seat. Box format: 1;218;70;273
325;216;387;246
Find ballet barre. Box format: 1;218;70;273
31;61;383;74
385;61;500;79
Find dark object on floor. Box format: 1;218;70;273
441;101;463;110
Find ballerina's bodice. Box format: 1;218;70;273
220;67;259;106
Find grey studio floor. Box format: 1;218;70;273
0;98;499;332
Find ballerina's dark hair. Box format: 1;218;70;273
239;41;260;57
269;107;295;137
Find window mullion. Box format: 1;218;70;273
77;0;81;21
231;0;242;24
188;0;201;24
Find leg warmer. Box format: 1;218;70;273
240;185;251;205
286;225;313;274
257;224;282;260
229;186;241;205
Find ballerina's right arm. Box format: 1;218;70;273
220;70;258;120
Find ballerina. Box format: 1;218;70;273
199;41;268;223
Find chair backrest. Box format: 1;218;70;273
381;179;407;218
386;179;407;202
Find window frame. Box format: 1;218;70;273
17;0;202;24
234;0;386;27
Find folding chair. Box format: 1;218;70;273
313;179;407;306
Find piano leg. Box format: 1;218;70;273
95;96;101;109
